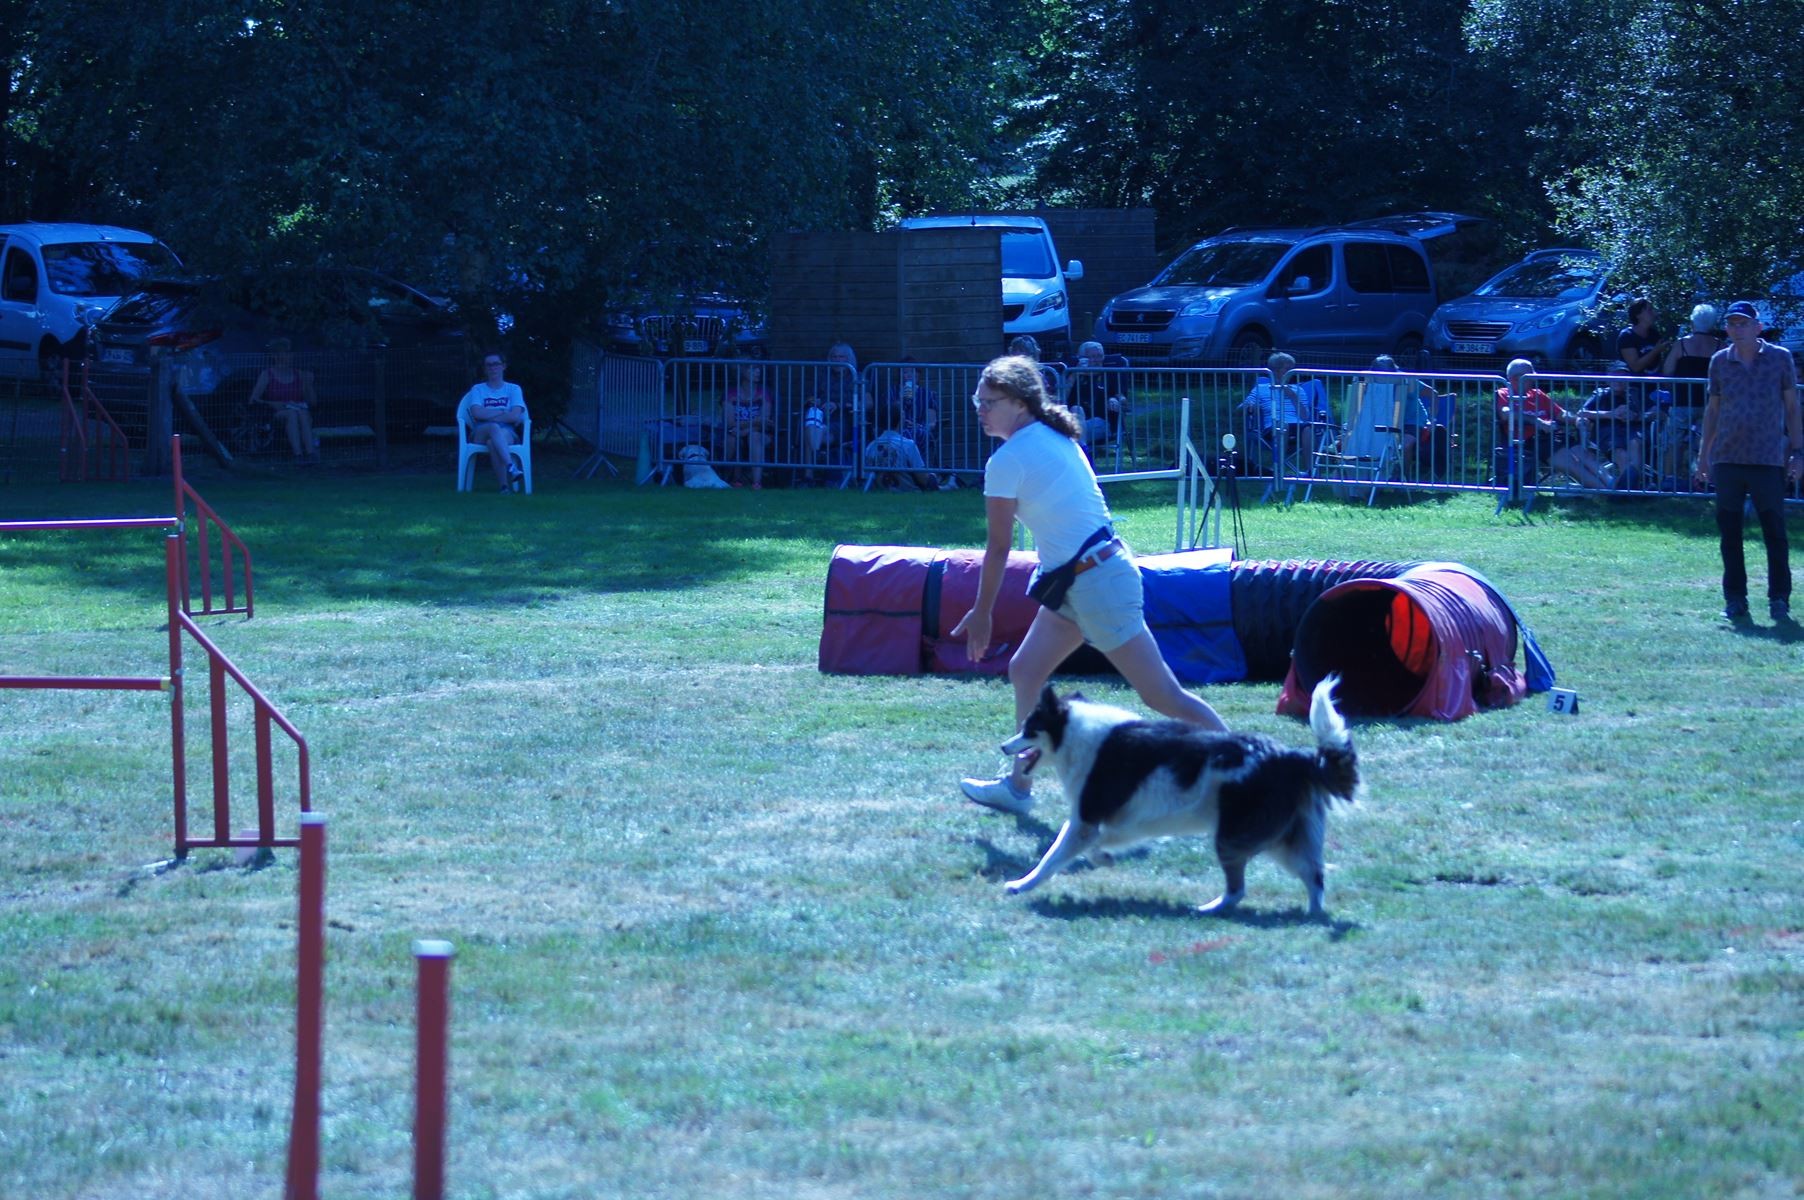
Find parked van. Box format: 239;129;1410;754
0;223;183;377
898;215;1083;355
1093;226;1435;364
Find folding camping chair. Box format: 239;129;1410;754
1306;380;1405;504
1246;378;1335;504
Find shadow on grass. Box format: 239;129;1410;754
1728;616;1803;644
0;472;994;609
1028;892;1362;937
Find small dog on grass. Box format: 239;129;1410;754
999;676;1359;916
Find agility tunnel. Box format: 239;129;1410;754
819;546;1549;721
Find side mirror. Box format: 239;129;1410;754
1065;259;1084;281
1287;276;1313;295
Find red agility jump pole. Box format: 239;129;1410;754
413;940;456;1200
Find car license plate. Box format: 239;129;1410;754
1116;332;1152;344
102;347;134;365
1451;340;1495;355
682;338;710;354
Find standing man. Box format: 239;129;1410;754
1695;300;1803;622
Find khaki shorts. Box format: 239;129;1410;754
1052;549;1148;653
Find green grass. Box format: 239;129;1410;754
2;452;1801;1199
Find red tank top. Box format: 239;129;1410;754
265;370;305;406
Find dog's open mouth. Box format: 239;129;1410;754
1017;747;1042;774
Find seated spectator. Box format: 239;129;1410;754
722;363;773;489
804;341;861;485
457;351;528;492
1364;354;1439;477
1008;334;1061;397
884;360;940;454
1617;298;1674;377
1496;358;1610;489
1595;297;1675;480
246;338;318;463
1239;351;1312;474
863;399;940;491
1062;340;1125;449
1658;303;1723;481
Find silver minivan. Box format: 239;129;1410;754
1093;227;1435;364
0;222;182;377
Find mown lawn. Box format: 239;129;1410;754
2;456;1800;1199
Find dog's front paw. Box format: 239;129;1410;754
1196;892;1243;915
1004;875;1039;896
1088;849;1116;868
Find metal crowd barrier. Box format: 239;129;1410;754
597;351;1798;506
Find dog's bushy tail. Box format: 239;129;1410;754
1308;674;1360;806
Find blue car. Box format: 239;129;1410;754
1426;249;1618;369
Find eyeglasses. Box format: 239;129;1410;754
1725;315;1755;326
483;360;504;368
971;392;1005;412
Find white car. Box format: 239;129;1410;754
898;215;1083;355
0;222;183;378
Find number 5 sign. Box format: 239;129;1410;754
1547;688;1580;715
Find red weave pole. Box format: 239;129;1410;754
413;940;455;1200
166;536;189;860
198;512;214;613
59;360;84;482
255;706;276;845
286;812;327;1200
0;676;168;691
210;655;230;844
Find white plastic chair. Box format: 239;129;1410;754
456;400;532;493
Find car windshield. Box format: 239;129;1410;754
42;241;181;298
1475;257;1604;300
1155;241;1290;288
1000;231;1055;279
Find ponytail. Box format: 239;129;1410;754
980;355;1083;441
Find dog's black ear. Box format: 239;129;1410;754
1038;684;1059;710
1069;690;1087;703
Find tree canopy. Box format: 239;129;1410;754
4;0;1800;355
1466;0;1804;314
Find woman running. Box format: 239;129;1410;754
953;355;1227;814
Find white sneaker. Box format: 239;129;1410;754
960;775;1033;815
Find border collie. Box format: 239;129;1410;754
999;676;1359;916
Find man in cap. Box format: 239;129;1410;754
1696;300;1803;622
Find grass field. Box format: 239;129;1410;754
2;454;1800;1199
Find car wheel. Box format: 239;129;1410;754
1392;334;1424;365
1229;328;1271;367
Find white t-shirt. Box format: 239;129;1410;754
983;420;1113;567
460;382;526;423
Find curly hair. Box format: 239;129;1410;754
980;355;1083;440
